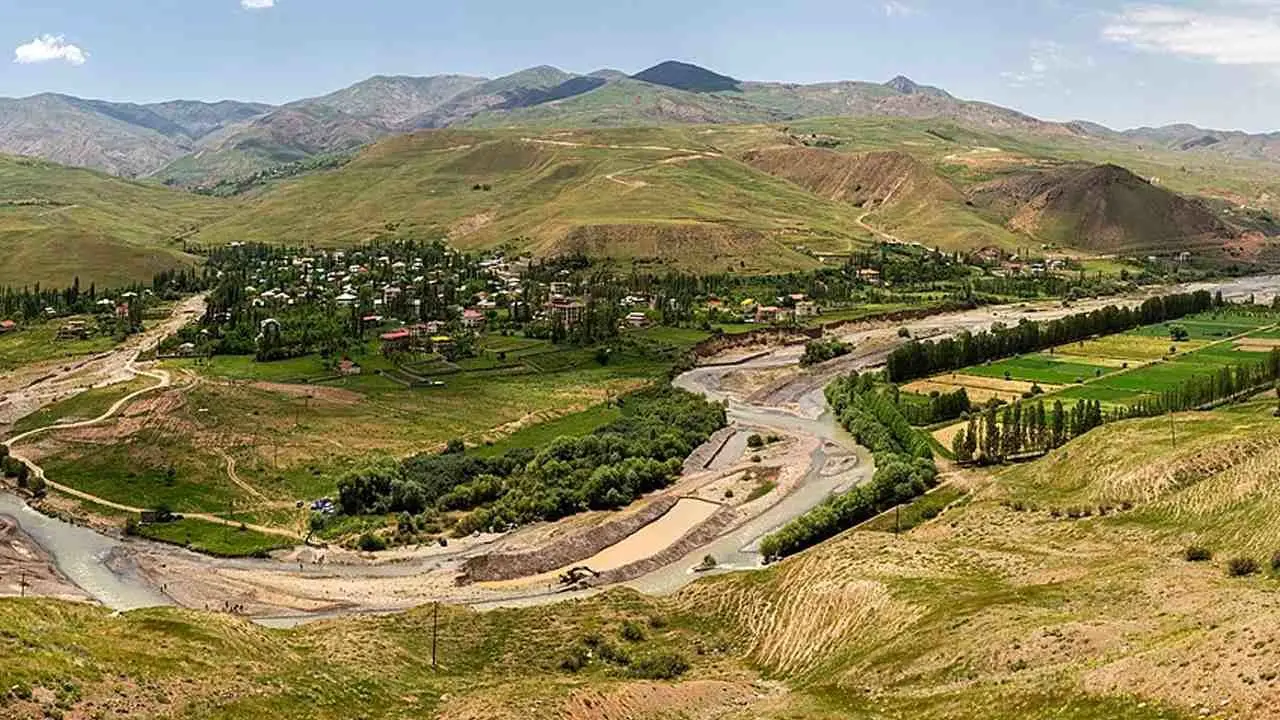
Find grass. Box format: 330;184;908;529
0;320;117;371
0;155;230;287
25;344;670;523
471;403;623;457
194;130;867;272
964;354;1114;385
860;486;968;534
135;517;293;558
12;377;152;433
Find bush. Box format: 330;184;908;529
631;652;690;680
357;532;388;552
746;434;765;449
620;620;646;642
596;640;631;666
1227;556;1259;577
559;645;590;673
1184;545;1212;562
1270;551;1280;573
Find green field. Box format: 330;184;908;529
0;320;117;371
964;354;1113;385
1126;312;1273;341
471;403;623;458
135;517;294;557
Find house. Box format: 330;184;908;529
176;342;198;357
338;359;363;376
756;306;793;325
0;320;15;334
625;312;651;328
549;281;572;298
379;328;413;354
461;308;486;331
547;298;585;328
56;319;91;340
857;268;883;285
795;301;818;319
335;292;358;307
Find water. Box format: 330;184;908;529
0;492;170;610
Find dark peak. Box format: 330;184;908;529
632;61;740;93
884;75;953;99
885;75;920;94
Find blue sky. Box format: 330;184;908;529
3;0;1280;132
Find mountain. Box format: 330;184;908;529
156;105;385;187
631;61;742;93
970;163;1238;254
295;74;486;127
884;75;952;99
403;66;595;128
5;60;1280;191
142;100;276;139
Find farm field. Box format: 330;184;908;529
963;354;1115;385
917;309;1280;412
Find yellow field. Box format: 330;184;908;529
1054;335;1205;362
903;374;1056;404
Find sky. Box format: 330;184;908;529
3;0;1280;132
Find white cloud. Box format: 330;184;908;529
1104;2;1280;65
13;35;87;66
1002;40;1095;87
241;0;276;8
883;1;918;18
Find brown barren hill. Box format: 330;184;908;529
970;162;1239;255
741;146;962;207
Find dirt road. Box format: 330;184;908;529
3;276;1280;617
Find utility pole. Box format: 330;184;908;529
19;571;27;597
431;601;439;670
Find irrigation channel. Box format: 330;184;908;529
2;274;1278;620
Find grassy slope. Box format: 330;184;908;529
0;155;231;287
19;405;1280;716
195;128;873;271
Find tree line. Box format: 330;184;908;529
336;386;727;532
952;348;1280;464
885;291;1217;383
759;372;938;562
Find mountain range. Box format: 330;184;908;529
3;60;1278;187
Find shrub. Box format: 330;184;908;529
1270;551;1280;573
1184;545;1212;562
746;434;765;449
1227;556;1260;577
357;532;388;552
631;652;690;680
620;620;647;643
559;646;590;673
596;640;631;666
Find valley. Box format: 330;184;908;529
6;44;1280;720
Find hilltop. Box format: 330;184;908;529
10;60;1278;189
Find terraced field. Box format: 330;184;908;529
963;354;1115;385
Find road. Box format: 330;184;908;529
2;276;1280;617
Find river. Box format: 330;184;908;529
4;274;1279;614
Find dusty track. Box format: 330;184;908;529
3;275;1280;618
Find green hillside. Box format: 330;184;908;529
0;155;230;287
195;128;874;272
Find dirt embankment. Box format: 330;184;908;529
0;515;90;602
459;495;681;583
596;505;738;585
